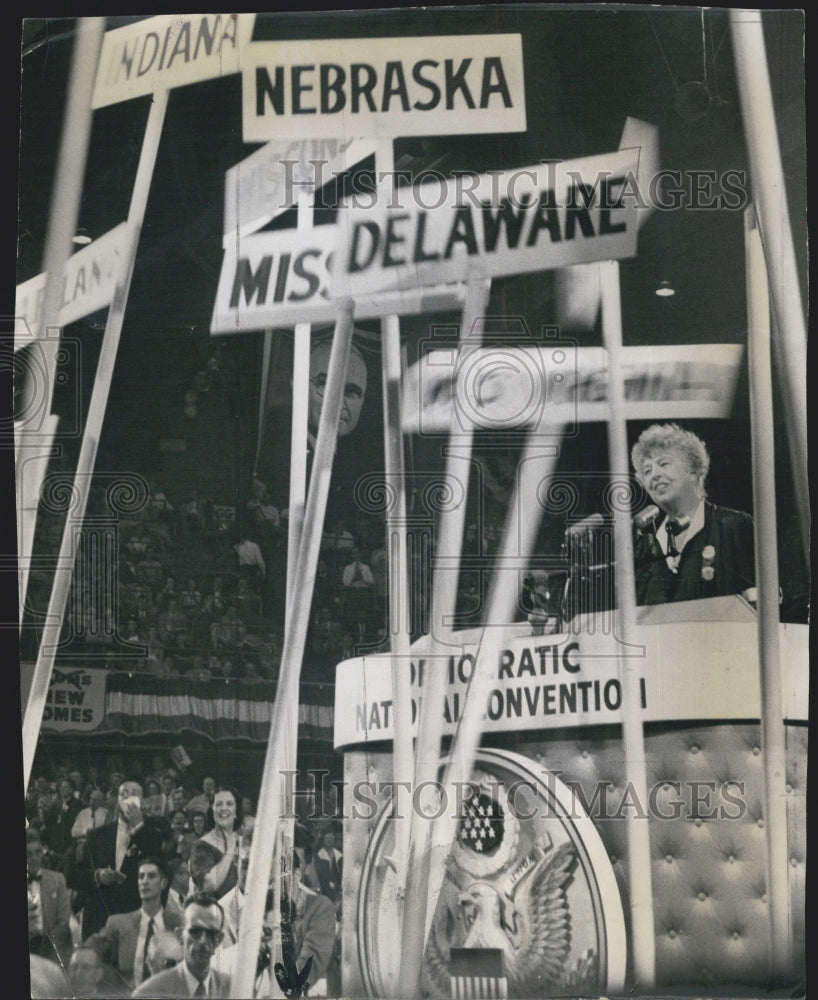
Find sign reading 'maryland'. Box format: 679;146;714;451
241;34;526;141
14;223;131;351
333;148;644;299
211;226;464;332
92;14;245;108
223;137;377;247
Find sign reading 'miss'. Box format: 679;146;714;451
211;225;464;332
241;34;525;141
333;148;643;299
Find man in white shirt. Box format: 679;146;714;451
69;778;173;939
96;857;182;992
71;788;110;840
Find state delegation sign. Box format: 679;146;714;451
223;136;377;247
333;148;643;300
92;14;247;108
241;34;525;141
401;344;745;433
211;226;464;332
14;223;131;350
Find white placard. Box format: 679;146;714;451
211;226;464;332
223;137;377;247
14;222;131;351
333;147;644;299
401;343;745;432
92;14;245;108
242;34;526;141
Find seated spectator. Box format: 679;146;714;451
193;659;213;682
314;828;343;906
171;787;188;815
201;576;227;618
65;943;106;998
29;953;71;999
235;575;262;625
179;577;202;612
186;778;215;820
234;528;266;581
211;605;243;649
180;490;206;534
144;779;165;816
71;788;110;840
341;546;374;635
28;829;72;965
247;479;280;533
241;660;264;684
145;929;183;978
94;856;181;993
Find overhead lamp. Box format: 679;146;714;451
72;228;92;245
655;280;675;298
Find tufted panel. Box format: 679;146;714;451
342;723;805;994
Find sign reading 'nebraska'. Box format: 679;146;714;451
242;34;525;140
92;14;245;108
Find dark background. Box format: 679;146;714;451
12;7;808;607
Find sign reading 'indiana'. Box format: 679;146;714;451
241;34;526;141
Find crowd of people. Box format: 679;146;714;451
28;758;344;997
23;470;399;681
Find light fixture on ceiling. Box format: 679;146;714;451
72;228;92;245
656;280;675;298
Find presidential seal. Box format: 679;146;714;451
357;748;626;998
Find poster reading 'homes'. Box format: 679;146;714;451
16;9;806;1000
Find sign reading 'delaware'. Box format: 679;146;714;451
242;34;526;141
333;148;643;300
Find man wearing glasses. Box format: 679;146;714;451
133;893;229;998
306;338;368;444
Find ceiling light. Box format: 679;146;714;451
655;280;675;297
72;228;92;245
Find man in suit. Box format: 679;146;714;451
70;778;173;939
27;828;72;964
631;423;756;605
133;893;230;997
96;856;182;993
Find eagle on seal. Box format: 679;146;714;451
423;840;577;997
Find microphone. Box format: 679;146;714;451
665;515;691;536
633;505;660;533
564;512;604;538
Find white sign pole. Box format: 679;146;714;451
232;300;356;1000
599;258;655;987
421;426;562;963
16;17;104;634
22;88;170;793
744;207;791;975
375;140;414;954
398;272;491;997
730;10;808;562
286;190;315;620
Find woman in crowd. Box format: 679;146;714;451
195;786;242;899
